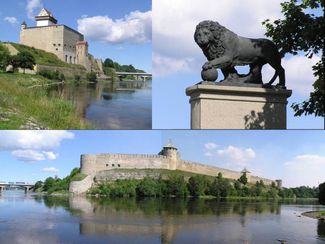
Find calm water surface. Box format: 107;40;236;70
0;191;324;244
49;80;152;129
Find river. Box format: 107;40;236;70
48;80;152;129
0;191;324;244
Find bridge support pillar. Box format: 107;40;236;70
0;186;3;193
24;186;31;194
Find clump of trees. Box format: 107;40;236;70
0;47;36;73
35;168;84;194
88;173;319;199
103;58;144;73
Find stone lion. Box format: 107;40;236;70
194;20;286;88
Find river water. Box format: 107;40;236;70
48;80;152;129
0;191;324;244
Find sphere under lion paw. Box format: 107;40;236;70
201;68;218;81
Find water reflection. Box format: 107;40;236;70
1;192;324;244
48;80;152;129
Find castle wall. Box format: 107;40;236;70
177;160;242;180
63;27;83;64
80;154;171;176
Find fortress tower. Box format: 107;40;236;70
159;142;180;170
35;8;57;27
76;41;89;67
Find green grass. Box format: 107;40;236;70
71;173;87;182
0;72;89;129
320;210;325;216
4;42;85;69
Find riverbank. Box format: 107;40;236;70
0;72;89;129
302;210;325;220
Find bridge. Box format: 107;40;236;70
115;72;152;81
0;181;35;193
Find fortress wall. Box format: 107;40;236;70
63;26;83;64
177;160;242;179
80;154;170;175
250;176;274;185
20;26;65;61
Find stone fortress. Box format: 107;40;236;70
70;143;282;194
20;8;103;73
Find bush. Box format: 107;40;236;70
136;177;160;197
188;175;209;197
0;45;10;71
38;70;62;81
319;182;325;205
86;72;97;82
165;175;188;197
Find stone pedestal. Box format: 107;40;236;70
186;83;292;129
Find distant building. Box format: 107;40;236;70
20;8;103;72
70;143;282;194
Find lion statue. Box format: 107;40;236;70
194;20;286;88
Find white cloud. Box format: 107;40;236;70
77;10;152;44
204;142;218;150
153;53;194;76
26;0;43;20
42;167;59;173
153;0;284;76
216;145;256;169
0;131;73;162
43;151;59;160
0;131;74;151
12;150;45;162
204;152;213;157
284;154;325;187
4;17;18;24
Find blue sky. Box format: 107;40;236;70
0;130;325;188
152;0;324;129
0;0;152;72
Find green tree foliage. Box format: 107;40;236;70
262;0;324;117
34;181;43;191
86;71;97;83
187;175;210;197
318;182;325;204
210;173;232;198
0;44;10;71
42;168;80;194
104;58;114;68
238;173;248;185
166;175;188;197
103;58;145;73
14;51;36;73
136;177;161;197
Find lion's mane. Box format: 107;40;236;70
194;21;237;60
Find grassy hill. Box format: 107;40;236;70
1;42;85;69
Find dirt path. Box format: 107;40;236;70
3;43;19;55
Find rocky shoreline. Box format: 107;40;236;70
302;211;325;220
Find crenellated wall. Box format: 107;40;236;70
71;148;279;194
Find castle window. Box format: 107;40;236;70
118;164;121;167
58;44;61;46
56;48;58;51
65;55;68;62
112;164;115;167
106;164;108;167
53;44;56;46
69;56;72;63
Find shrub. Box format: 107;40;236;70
86;71;97;83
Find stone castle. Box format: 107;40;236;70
20;8;103;72
70;143;282;194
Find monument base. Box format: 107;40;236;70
186;83;292;129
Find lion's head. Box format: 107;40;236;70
194;20;234;59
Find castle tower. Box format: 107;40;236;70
275;179;282;189
159;141;180;170
76;41;89;66
35;8;58;27
21;21;27;31
241;168;251;183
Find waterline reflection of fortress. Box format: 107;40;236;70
70;143;282;194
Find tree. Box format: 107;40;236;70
15;51;36;73
86;71;97;83
0;45;11;71
210;174;232;198
103;58;114;68
238;173;248;185
166;175;188;197
43;177;55;192
262;0;324;117
188;175;209;197
136;177;160;197
319;182;325;205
